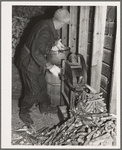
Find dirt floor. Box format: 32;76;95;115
12;99;60;137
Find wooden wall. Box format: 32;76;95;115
100;6;117;111
59;6;117;113
60;6;90;56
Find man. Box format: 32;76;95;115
16;8;70;127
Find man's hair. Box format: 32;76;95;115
53;8;70;24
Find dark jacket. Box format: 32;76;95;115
16;19;59;74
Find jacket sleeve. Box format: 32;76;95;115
31;30;53;69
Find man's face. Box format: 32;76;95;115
56;21;65;30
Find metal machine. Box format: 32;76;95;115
60;54;107;118
60;54;87;113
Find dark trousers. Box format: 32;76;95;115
19;70;51;116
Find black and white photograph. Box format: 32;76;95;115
1;1;120;149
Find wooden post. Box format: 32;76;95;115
61;6;68;46
109;35;117;114
68;6;78;53
90;6;107;92
78;6;90;62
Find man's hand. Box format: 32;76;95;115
55;39;65;50
51;46;59;51
49;65;60;77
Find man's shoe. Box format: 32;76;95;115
19;112;34;125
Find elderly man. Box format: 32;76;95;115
16;8;70;126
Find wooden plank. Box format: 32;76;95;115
104;35;114;50
105;21;116;36
109;33;117;114
78;6;90;61
102;48;112;65
87;54;90;66
87;43;92;55
89;6;94;19
106;6;116;21
87;55;90;84
90;6;107;92
88;32;92;43
68;6;78;53
100;87;108;105
61;6;68;46
105;26;116;36
101;62;111;79
89;7;94;32
89;20;94;32
100;75;109;91
87;68;90;85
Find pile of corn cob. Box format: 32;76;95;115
12;92;117;145
13;112;116;146
36;113;116;146
12;88;117;146
74;90;107;115
12;16;30;57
